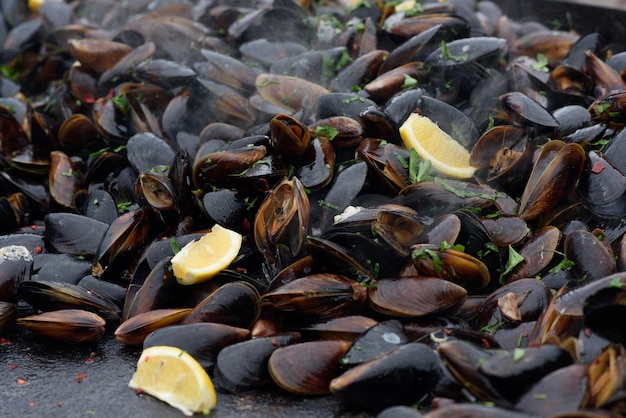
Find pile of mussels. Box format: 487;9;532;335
4;0;626;416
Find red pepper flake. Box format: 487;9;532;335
9;364;18;369
58;402;63;407
0;337;11;345
84;357;95;365
76;373;86;382
17;378;27;385
271;338;278;347
83;93;96;104
35;246;42;254
591;161;605;174
242;218;251;231
29;402;35;408
144;356;150;362
135;388;146;395
278;50;287;59
30;224;37;230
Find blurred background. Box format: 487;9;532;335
571;0;626;7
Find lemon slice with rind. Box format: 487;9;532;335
129;346;217;416
171;225;242;285
400;113;478;179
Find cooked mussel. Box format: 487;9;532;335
17;309;106;343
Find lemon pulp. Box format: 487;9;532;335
171;225;242;285
129;346;217;416
400;113;477;179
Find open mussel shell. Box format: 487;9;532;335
476;278;552;330
437;339;511;407
92;209;153;278
506;226;561;283
123;256;179;321
143;322;251;370
410;244;490;291
17;309;106;343
341;320;408;367
0;245;33;302
371;207;424;256
254;176;309;268
214;332;301;392
268;340;351;395
330;342;442;412
269;113;311;160
17;280;120;323
114;307;192;345
518;141;585;221
181;281;261;330
262;274;367;320
368;277;467;318
584;344;626;409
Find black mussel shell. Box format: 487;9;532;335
479;345;574;403
17;280;120;323
330;342;442;412
0;245;32;302
44;213;108;257
214;332;301;392
514;364;588;416
143;322;251;370
584;287;626;346
341;319;408;367
181;281;261;329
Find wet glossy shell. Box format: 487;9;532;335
268;340;351;395
17;280;120;323
114;307;192;345
143;322;251;370
330;342;442;411
214;333;300;392
369;277;467;317
181;281;261;329
17;309;106;343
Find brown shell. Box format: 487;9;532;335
268;340;351;395
369;276;467;317
17;309;105;343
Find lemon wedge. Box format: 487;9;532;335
28;0;61;13
171;225;242;285
400;113;478;179
129;346;217;416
